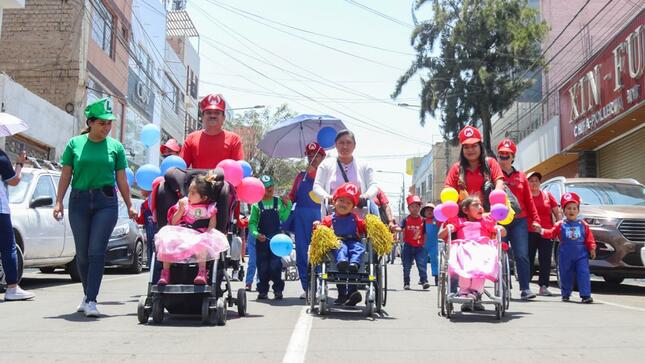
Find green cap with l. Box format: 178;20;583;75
259;175;274;187
85;97;116;121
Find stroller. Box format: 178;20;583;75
308;200;387;317
137;168;247;326
281;240;299;281
438;226;511;320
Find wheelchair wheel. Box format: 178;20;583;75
237;288;247;317
151;296;164;324
201;297;211;325
308;265;317;313
503;252;511;310
318;279;327;315
137;296;150;324
216;297;227;326
376;258;387;312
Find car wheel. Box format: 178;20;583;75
67;256;82;282
603;276;624;285
0;243;24;289
39;267;56;274
126;240;144;274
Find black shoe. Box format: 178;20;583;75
345;291;362;306
562;296;570;302
461;304;473;312
337;260;349;272
274;292;283;300
257;293;268;300
422;282;431;290
334;294;348;305
348;263;359;273
581;297;593;304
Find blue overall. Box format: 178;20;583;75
424;219;439;277
256;198;284;295
293;172;321;291
558;219;592;299
331;213;366;296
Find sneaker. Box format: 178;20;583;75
193;268;208;285
337;260;349;272
274;292;283;300
562;296;570;302
245;284;252;291
581;297;594;304
4;286;35;301
299;292;307;300
422;282;431;290
521;289;537;300
403;284;410;290
345;291;362;306
157;268;170;285
257;293;268;300
77;296;87;313
539;286;553;296
334;295;348;305
231;270;239;281
84;301;100;317
348;263;359;273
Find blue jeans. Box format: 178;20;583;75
503;217;531;291
68;188;118;303
245;234;256;285
0;213;18;285
402;244;428;285
293;207;320;291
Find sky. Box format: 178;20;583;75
186;0;441;216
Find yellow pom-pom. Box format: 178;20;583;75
309;225;340;265
365;214;394;257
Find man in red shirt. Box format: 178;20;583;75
180;94;244;169
399;195;430;290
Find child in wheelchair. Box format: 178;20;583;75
155;173;229;285
438;195;506;312
313;182;366;306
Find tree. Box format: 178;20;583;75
226;105;306;192
392;0;548;155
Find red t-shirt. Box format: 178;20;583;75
502;169;540;225
180;130;244;169
532;191;558;230
445;157;504;200
401;215;425;247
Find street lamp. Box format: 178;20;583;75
376;169;406;221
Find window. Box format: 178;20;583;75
32;175;56;205
91;0;114;57
566;183;645;206
8;173;33;204
163;74;181;114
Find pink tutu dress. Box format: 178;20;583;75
155;199;229;263
447;216;499;294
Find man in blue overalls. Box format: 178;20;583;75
249;175;292;300
285;142;326;299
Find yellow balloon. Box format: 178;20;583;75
499;207;515;225
309;190;321;204
441;187;459;203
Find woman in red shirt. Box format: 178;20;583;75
444;126;505;209
527;171;562;296
497;139;542;300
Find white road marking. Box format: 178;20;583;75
283;307;313;363
592;299;645;312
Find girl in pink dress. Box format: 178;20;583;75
155;174;229;285
438;196;506;303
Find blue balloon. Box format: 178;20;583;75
140;124;161;147
135;164;161;191
125;167;134;186
238;160;253;178
160;155;187;175
269;233;293;257
317;127;337;148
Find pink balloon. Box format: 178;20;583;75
489;190;507;206
237;177;265;204
442;201;459;218
433;204;448;222
217;159;244;186
490;203;509;221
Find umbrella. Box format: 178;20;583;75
258;114;347;158
0;113;29;137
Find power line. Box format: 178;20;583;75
343;0;414;29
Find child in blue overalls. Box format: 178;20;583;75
249;175;292;300
315;182;366;306
421;203;439;286
540;192;596;303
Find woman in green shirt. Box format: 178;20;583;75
53;98;137;318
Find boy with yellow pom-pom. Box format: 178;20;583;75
313;182;366;306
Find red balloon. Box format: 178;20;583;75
442;201;459;218
236;177;265;204
216;159;244;186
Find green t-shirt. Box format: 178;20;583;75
60;134;128;190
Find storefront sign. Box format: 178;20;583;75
127;68;155;120
560;12;644;148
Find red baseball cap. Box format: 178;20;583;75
560;192;581;207
458;126;482;145
333;182;360;206
406;195;422;206
305;142;326;157
160;138;181;154
200;94;226;113
497;138;517;154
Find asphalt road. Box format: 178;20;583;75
1;264;644;363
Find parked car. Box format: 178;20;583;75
541;177;645;285
105;198;147;273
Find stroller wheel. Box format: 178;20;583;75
237;288;247;317
137;296;150;324
495;304;503;320
202;297;213;325
151;297;164;324
216;297;227;326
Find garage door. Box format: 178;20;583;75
598;127;645;184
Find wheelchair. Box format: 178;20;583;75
137;168;247;326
